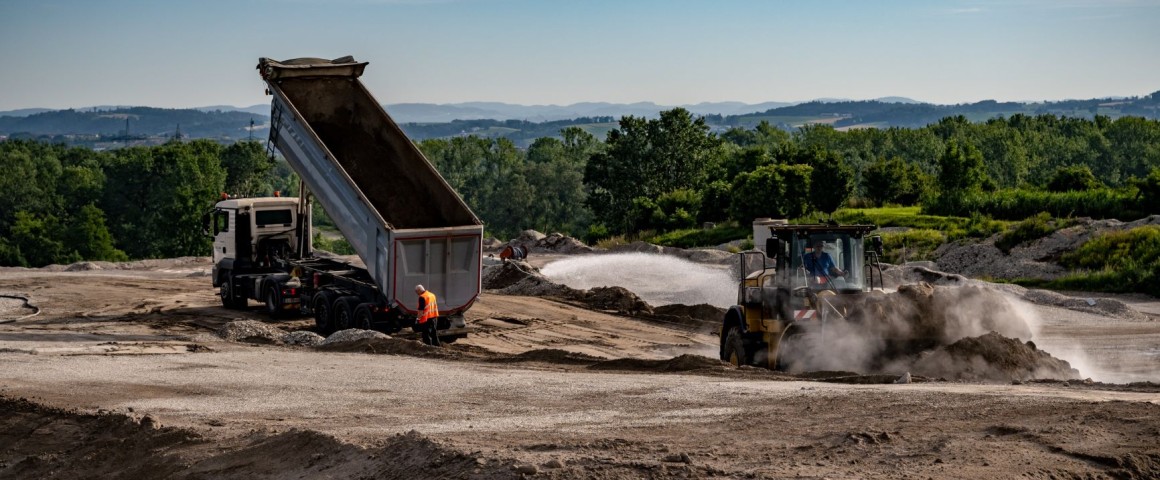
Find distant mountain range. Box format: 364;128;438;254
1;92;1155;147
0;98;925;124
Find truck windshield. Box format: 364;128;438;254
256;209;293;227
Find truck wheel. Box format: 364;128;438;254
312;291;337;334
776;329;817;373
353;304;375;330
264;286;284;318
333;296;359;331
219;276;246;309
723;326;749;367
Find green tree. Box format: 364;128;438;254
61;204;128;262
1047;165;1103;192
221;140;276;196
730;164;812;222
807;149;854;214
585;108;721;233
863;156;931;206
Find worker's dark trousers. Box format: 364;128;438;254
420;320;440;346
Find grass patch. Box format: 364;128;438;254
1011;226;1160;296
994;212;1079;254
832;207;1007;240
647;224;750;249
313;232;356;255
879;229;945;264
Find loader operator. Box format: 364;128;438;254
803;239;845;286
414;284;440;346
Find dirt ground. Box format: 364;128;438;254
1;258;1159;479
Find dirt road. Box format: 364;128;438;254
1;261;1159;479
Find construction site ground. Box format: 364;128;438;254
1;258;1159;479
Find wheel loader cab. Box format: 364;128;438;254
721;223;881;370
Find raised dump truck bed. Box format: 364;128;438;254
209;57;482;339
259;56;483;319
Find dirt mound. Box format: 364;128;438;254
581;286;653;315
651;303;725;330
65;261;103;271
588;354;728;372
913;332;1081;382
0;395;516;480
319;328;390;346
482;260;585;299
499;348;607;365
217;320;286;344
522;232;595;254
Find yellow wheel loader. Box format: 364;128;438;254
719;223;884;370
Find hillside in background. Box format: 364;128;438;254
1;91;1156;147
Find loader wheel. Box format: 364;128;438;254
219;275;246;309
353;303;375;330
723;327;749;367
312;291;337;334
776;329;818;373
333;296;359;331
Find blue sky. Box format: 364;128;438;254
1;0;1158;110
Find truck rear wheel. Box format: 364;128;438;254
264;286;285;318
333;296;359;331
220;275;246;309
353;304;375;330
312;291;337;334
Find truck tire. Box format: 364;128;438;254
264;285;285;318
333;296;359;331
723;326;750;366
219;275;246;309
312;291;337;334
353;303;375;330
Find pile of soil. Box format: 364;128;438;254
1022;289;1148;321
314;337;475;361
217;320;286;344
650;303;725;330
496;348;608;365
588;354;728;372
0;395;516;479
913;332;1081;382
581;286;653;316
506;229;596;255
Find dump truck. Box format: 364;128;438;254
720;222;884;370
206;56;483;340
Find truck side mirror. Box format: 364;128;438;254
201;212;212;237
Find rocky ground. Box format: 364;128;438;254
1;236;1159;479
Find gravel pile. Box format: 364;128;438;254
319;329;390;346
217;320;287;344
1022;289;1148;321
507;230;595;254
282;331;326;346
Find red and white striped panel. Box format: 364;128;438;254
793;309;817;321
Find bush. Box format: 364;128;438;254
1047;165;1103;192
312;232;356;255
995;212;1056;254
929;188;1141;221
879;229;945;264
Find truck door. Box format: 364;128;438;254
212;209;232;264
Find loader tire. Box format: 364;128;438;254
723;327;750;367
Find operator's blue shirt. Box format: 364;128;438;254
803;251;837;277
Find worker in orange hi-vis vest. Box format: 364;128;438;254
414;284;440;346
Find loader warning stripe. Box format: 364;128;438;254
793;309;817;321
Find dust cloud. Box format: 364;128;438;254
540;252;735;308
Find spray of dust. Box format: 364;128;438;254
540;253;736;308
785;284;1081;381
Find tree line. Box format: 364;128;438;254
3;109;1160;267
